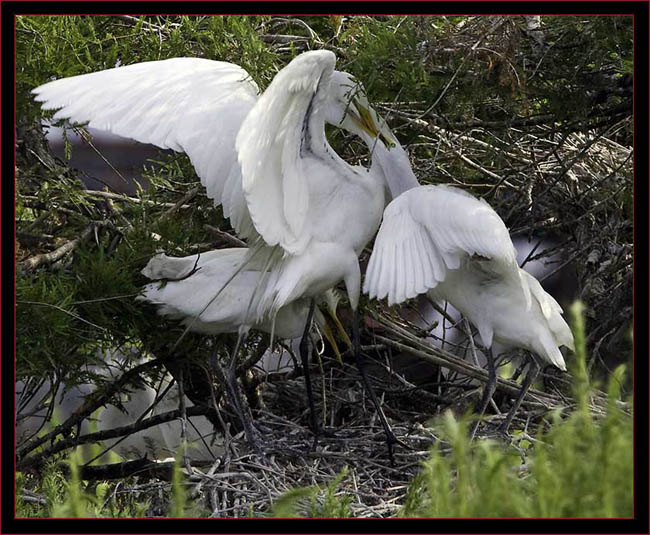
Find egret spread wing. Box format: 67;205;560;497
32;57;259;239
237;50;336;255
364;185;522;305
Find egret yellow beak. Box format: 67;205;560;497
317;302;352;365
321;319;343;364
352;99;396;149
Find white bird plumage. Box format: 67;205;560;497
234;51;390;323
137;248;342;344
33;51;398;325
17;350;221;463
33;50;410;453
364;182;574;434
32;57;260;239
428;249;574;371
364;184;573;371
32;47;573;445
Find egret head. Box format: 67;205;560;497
327;71;396;148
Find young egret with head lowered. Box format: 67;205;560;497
364;182;575;435
33;50;413;456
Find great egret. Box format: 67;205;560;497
364;184;575;434
32;50;414;456
138;247;350;437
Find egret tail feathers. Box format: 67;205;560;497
165;244;267;352
517;268;533;311
243;241;285;323
523;269;575;352
539;334;567;371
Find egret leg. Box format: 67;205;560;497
498;357;540;435
510;359;527;383
470;348;497;440
299;299;321;444
352;307;403;465
213;330;261;453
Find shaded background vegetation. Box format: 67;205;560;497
15;15;633;518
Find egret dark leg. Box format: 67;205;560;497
352;307;403;465
470;348;497;440
498;357;540;435
299;299;321;445
510;360;527;383
211;330;261;453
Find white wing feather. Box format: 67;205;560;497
32;57;259;239
364;185;524;306
520;270;575;352
237;50;336;255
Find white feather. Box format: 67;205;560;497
34;51;402;343
365;184;573;369
33;57;260;241
365;185;518;305
237;50;336;256
138;248;314;339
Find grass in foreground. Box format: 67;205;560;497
272;301;633;518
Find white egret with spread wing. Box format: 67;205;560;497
364;183;575;434
138;249;344;342
33;50;414;457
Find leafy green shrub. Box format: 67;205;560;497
400;375;631;518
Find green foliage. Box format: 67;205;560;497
170;456;188;518
18;15;632;128
51;451;91;517
16;15;632;518
269;487;318;518
344;17;436;102
401;385;631;518
169;452;203;518
16;15;633;387
17;16;278;123
17;452;155;518
16;462;65;517
15;141;219;386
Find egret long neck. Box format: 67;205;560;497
364;135;420;199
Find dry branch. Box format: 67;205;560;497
18;221;117;274
159;186;199;221
16;359;163;461
84;189;193;210
204;224;247;247
17;404;221;472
